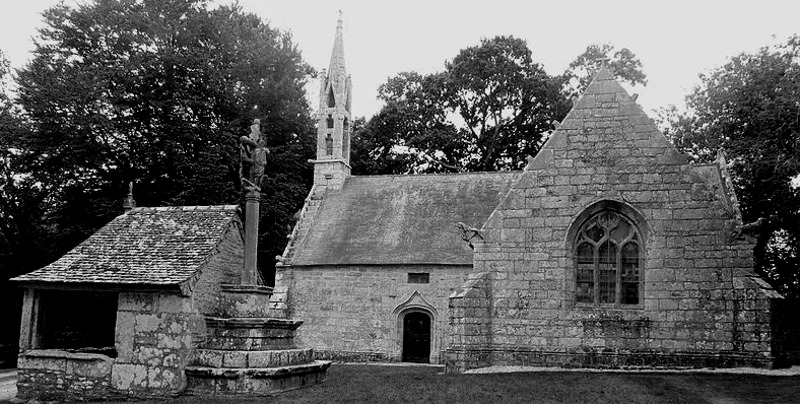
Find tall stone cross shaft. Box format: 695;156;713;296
243;188;259;284
240;119;269;285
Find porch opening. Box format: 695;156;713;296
37;290;118;357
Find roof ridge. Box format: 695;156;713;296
131;205;239;212
349;171;522;179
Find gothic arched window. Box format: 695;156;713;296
574;210;642;306
327;115;334;129
325;134;333;156
327;87;336;108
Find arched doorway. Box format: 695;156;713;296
402;311;431;363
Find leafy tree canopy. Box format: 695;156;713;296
351;72;464;174
662;35;800;297
5;0;316;282
563;43;647;97
353;38;645;174
446;36;569;171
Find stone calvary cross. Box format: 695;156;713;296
240;119;270;285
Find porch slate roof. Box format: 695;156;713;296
290;172;521;266
12;205;240;289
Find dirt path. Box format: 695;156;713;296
0;371;17;402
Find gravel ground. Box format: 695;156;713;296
0;371;16;402
465;365;800;376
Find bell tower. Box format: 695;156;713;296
311;12;352;190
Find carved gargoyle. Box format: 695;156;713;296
457;222;484;250
735;217;768;240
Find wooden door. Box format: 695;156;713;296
402;312;431;363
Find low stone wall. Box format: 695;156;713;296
445;347;773;372
313;349;396;363
17;350;116;401
185;361;330;396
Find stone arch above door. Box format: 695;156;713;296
392;290;438;319
393;291;438;363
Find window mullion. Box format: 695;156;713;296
593;243;599;305
616;243;622;306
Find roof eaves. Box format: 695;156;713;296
12;279;184;294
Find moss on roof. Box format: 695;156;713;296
12;205;240;288
291;172;520;266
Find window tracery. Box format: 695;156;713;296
575;210;642;306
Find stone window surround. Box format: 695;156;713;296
407;272;430;284
566;199;650;310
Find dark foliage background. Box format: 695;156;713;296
661;36;800;298
0;0;316;365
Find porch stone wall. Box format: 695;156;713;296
17;350;115;401
110;292;205;397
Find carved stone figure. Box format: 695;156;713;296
240;119;270;191
457;222;484;250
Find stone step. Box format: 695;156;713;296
204;317;302;351
209;284;274;319
192;348;315;368
184;360;331;396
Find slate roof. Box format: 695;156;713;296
12;205;240;290
290;172;521;266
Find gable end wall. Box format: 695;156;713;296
446;74;777;372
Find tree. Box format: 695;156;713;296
0;49;56;365
353;36;571;173
351;72;464;174
446;36;570;171
11;0;316;284
662;35;800;297
563;43;648;97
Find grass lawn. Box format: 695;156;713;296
32;364;800;404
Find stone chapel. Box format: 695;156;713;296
275;18;786;372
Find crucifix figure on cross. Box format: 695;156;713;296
240;118;270;192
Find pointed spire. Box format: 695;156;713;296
328;11;346;79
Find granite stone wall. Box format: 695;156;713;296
445;272;493;371
192;222;246;315
15;292;202;400
276;264;472;363
110;292;205;397
445;71;781;372
107;222;244;397
17;350;115;401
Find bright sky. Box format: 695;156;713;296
1;0;799;119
